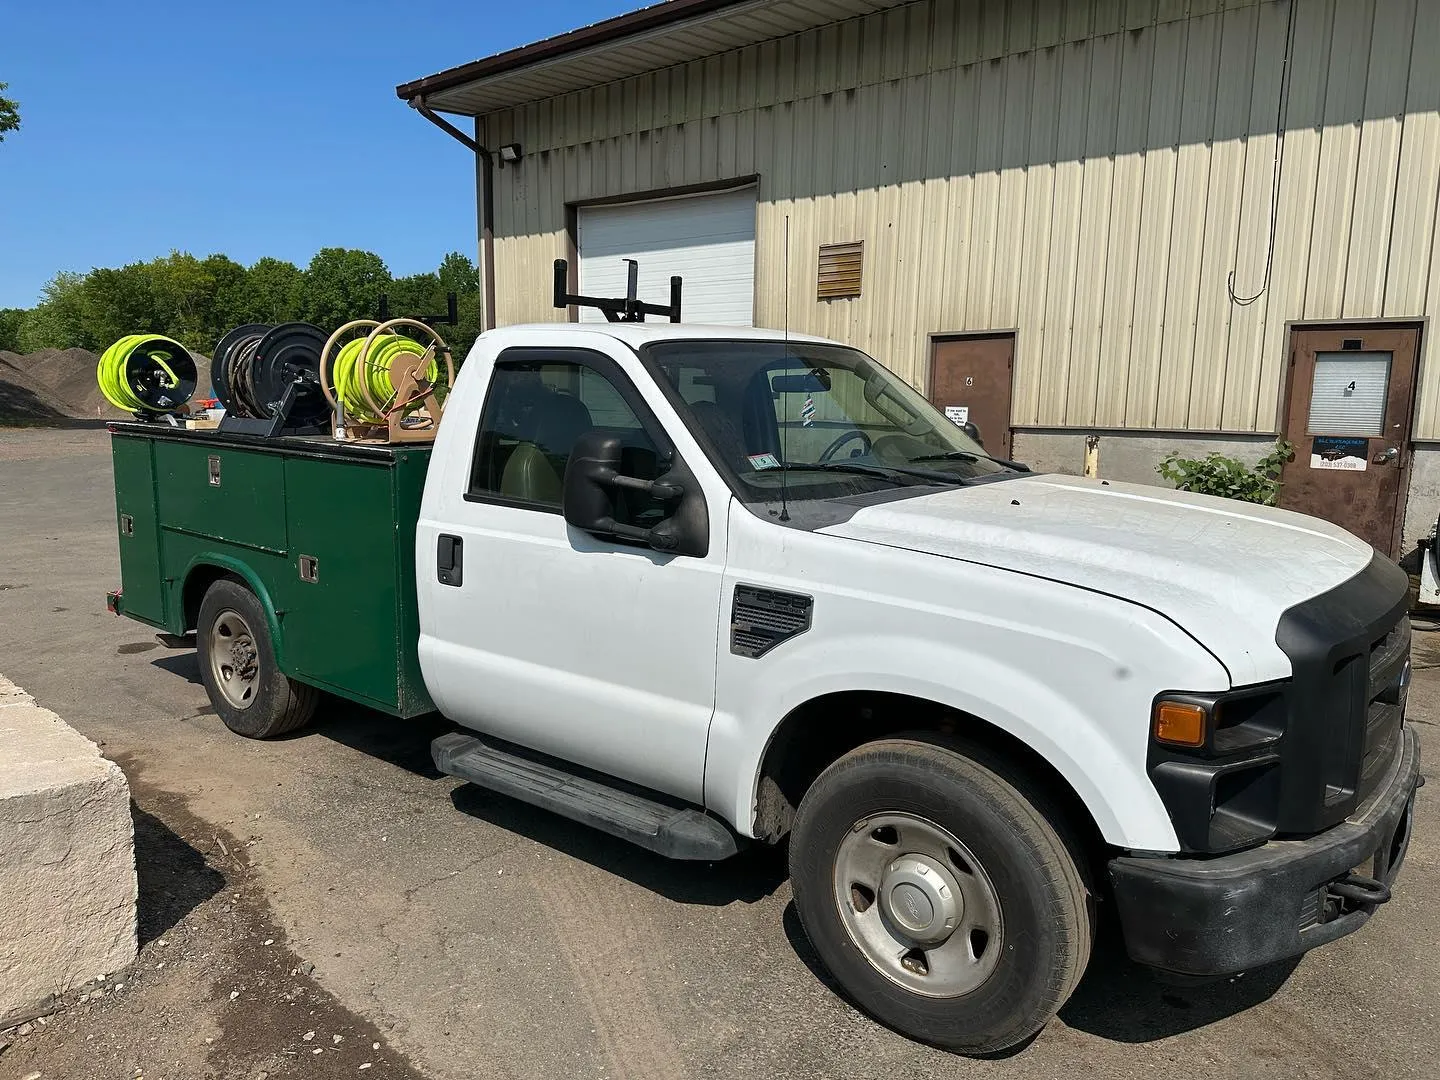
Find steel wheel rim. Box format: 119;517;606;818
832;811;1004;998
209;608;260;710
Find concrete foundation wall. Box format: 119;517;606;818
1010;430;1276;486
0;674;137;1026
1402;446;1440;561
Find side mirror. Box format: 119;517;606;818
961;420;984;448
563;431;705;556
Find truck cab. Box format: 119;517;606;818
109;319;1420;1055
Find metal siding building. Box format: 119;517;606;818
401;0;1440;560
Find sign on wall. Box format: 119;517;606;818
1310;435;1369;471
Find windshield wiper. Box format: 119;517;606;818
770;461;963;486
909;449;984;463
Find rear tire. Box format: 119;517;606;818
788;735;1093;1054
197;579;318;739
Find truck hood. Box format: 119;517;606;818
819;473;1374;685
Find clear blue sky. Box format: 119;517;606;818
0;0;637;308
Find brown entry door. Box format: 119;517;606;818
929;334;1015;459
1278;326;1420;556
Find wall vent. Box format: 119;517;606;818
817;241;863;300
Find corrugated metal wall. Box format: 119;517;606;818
481;0;1440;436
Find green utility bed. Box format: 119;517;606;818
109;422;434;717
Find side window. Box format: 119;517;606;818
468;355;665;525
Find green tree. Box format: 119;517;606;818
435;251;482;357
0;83;19;143
0;308;24;352
387;272;444;321
17;271;93;351
81;263;163;348
236;257;304;324
436;251;479;295
202;253;248;340
302;248;391;331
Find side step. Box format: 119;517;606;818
432;732;741;861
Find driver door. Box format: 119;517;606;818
419;345;725;804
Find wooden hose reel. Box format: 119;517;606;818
320;318;456;443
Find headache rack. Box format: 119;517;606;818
553;258;682;323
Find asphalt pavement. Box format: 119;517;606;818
1;424;1437;1080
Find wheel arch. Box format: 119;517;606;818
181;556;286;665
748;688;1146;857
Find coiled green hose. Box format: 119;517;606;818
97;334;197;414
331;334;435;423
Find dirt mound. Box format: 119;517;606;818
0;347;125;422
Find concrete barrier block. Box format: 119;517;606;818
0;675;138;1026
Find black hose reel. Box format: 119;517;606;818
212;322;331;436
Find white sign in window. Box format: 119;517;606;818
1308;352;1391;437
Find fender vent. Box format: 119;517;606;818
731;585;813;658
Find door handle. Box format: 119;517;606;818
1373;447;1399;465
437;535;463;587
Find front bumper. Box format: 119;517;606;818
1110;723;1420;976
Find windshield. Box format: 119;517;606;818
645;340;1011;505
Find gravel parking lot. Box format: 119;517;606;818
1;423;1437;1080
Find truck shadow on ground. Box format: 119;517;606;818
780;897;1299;1049
149;651;202;687
1056;936;1300;1043
304;704;457;780
132;800;226;947
448;782;790;905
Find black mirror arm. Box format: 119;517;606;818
599;469;685;501
588;516;653;543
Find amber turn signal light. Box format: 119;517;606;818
1153;700;1207;748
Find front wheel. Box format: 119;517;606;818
788;736;1093;1054
197;578;318;739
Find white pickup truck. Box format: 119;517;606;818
109;317;1421;1054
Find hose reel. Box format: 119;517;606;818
320;319;455;443
97;334;198;416
211;322;330;435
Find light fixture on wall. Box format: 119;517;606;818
498;143;522;164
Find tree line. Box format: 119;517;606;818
0;248;484;362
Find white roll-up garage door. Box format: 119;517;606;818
577;187;756;325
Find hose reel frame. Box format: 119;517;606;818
97;334;199;417
212;321;330;436
319;318;455;443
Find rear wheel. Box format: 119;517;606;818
788;735;1093;1054
197;579;318;739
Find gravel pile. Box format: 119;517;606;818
0;348;122;422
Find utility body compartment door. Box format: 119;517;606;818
415;332;727;805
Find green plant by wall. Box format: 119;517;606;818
1156;440;1294;505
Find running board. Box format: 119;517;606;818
432;732;741;861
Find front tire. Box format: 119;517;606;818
197;579;318;739
788;736;1093;1054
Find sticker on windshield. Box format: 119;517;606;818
747;453;781;471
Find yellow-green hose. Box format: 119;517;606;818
97;334;196;414
332;334;435;423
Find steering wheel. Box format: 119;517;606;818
818;429;873;462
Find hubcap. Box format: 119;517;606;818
883;854;962;943
209;609;260;710
832;812;1004;998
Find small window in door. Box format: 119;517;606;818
468;358;664;525
1308;353;1392;436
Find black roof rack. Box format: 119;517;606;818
553;258;682;323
